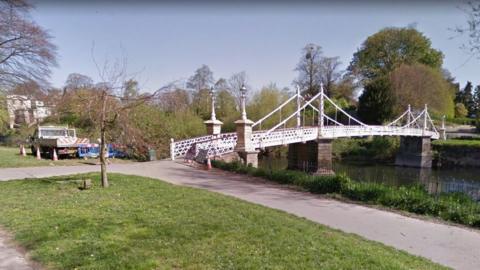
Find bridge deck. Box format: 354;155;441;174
171;125;439;159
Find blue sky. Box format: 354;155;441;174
31;1;478;93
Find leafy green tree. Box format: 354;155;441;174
389;64;454;117
188;65;215;119
187;65;214;91
455;103;468;118
474;85;480;117
65;73;94;92
349;27;443;82
330;74;358;104
247;84;295;129
192;88;210;119
0;94;9;134
455;82;475;117
463;82;475;116
215;89;239;132
129;103;205;158
357;77;394;124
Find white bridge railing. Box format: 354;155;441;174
170;125;439;160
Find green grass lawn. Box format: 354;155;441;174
0;174;446;270
0;146;132;168
432;138;480;148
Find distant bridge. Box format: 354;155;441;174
171;84;441;163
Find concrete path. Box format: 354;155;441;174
1;161;480;269
0;229;37;270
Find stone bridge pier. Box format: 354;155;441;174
395;136;432;168
287;139;334;175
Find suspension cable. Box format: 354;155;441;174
263;91;322;136
252;94;298;128
386;110;409;127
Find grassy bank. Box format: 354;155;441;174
212;160;480;228
0;147;132;168
432;138;480;148
0;174;445;270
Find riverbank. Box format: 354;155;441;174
332;137;480;168
433;139;480;167
212;160;480;229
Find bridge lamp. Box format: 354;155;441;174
240;84;248;120
209;86;217;121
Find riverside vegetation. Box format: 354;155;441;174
212;160;480;228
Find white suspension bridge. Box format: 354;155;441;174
170;84;443;162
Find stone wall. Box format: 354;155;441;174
434;145;480;168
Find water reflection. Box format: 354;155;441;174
258;156;480;201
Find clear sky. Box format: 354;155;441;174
31;0;478;93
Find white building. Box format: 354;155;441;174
6;95;52;129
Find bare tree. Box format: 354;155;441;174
456;1;480;57
293;43;323;97
319;56;342;97
9;80;46;99
0;0;57;90
157;89;190;113
214;78;229;91
67;55;158;188
228;71;249;110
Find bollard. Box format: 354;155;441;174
83;179;92;190
21;145;26;157
52;148;58;161
206;157;212;170
36;147;41;160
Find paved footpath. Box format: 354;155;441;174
0;229;35;270
1;161;480;270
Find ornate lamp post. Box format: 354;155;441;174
234;84;258;167
209;86;217;121
240;84;247;120
203;86;223;135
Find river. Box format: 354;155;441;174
258;156;480;201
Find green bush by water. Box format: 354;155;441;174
212;160;480;228
332;137;399;162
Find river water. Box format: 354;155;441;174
258;156;480;201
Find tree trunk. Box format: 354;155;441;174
100;91;109;188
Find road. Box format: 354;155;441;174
1;161;480;270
